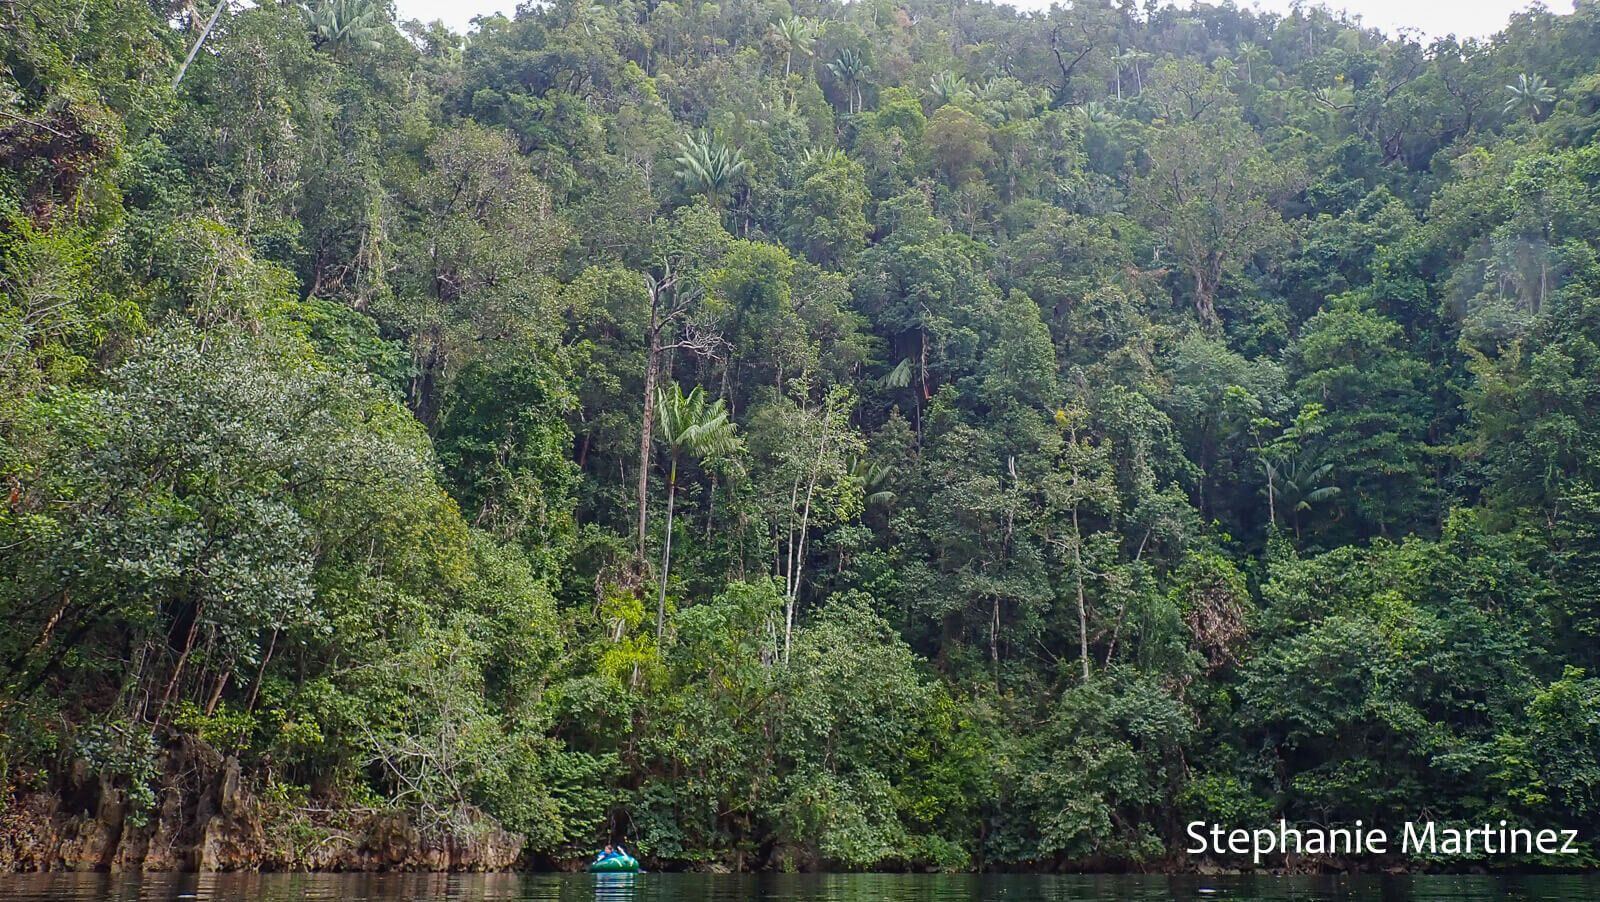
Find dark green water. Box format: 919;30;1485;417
0;873;1597;902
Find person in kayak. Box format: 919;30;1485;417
594;845;617;862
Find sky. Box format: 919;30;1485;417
393;0;1566;40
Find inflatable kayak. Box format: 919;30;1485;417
588;853;640;873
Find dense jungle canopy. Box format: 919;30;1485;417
8;0;1600;872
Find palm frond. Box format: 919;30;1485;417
656;383;741;461
880;357;912;389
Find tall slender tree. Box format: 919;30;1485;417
635;260;722;562
771;16;817;78
828;49;868;113
653;383;740;640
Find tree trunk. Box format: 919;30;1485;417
783;422;827;663
204;671;230;717
172;0;227;89
782;470;802;658
1194;268;1219;329
159;611;204;721
704;475;717;542
1105;577;1134;667
19;590;70;673
246;628;279;713
1073;508;1090;682
990;595;1000;665
1265;462;1276;529
637;305;664;560
785;484;813;663
913;327;928;445
657;458;678;641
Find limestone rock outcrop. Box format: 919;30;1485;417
0;733;521;872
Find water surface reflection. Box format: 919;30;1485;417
0;872;1597;901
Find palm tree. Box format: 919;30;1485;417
1505;72;1557;122
1212;56;1238;88
1265;451;1339;539
300;0;388;53
927;71;972;107
846;457;896;509
1074;101;1113;124
1123;48;1151;94
1111;49;1137;100
828;48;868;114
653;383;740;640
674;132;749;209
799;147;848;168
1236;42;1267;85
771;16;817;78
573;3;608;37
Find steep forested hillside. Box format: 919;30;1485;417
8;0;1600;872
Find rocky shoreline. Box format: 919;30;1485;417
0;733;1569;876
0;735;521;873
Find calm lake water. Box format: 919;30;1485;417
0;873;1597;902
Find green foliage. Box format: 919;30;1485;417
771;17;818;79
996;675;1190;864
827;49;869;114
783;152;870;267
170;700;257;753
674;131;750;210
0;216;142;398
74;720;161;828
12;0;1600;875
437;350;580;570
1506;73;1558;122
301;0;390;54
657;384;739;463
